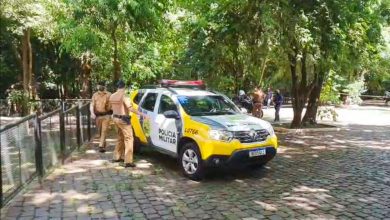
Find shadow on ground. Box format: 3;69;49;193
2;125;390;219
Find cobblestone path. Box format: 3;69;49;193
2;124;390;220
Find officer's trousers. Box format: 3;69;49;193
113;118;134;163
96;115;110;148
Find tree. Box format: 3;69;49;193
1;0;57;100
59;0;166;85
274;0;388;127
178;0;281;95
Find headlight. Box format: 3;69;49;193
265;123;275;136
209;130;233;142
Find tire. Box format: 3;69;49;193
259;109;263;118
253;109;264;118
249;162;266;170
133;129;142;154
133;138;141;154
179;142;205;180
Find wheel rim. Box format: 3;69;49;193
182;149;198;175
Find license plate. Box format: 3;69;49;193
249;148;266;157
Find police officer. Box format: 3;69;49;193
109;80;147;168
90;81;112;153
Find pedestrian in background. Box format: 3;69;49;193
273;89;283;122
266;87;273;109
90;81;112;153
109;80;148;168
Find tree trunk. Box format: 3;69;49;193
258;58;268;87
112;26;121;82
21;28;34;115
290;50;309;128
291;93;306;128
289;50;303;128
22;29;29;95
80;54;92;98
27;28;34;100
302;74;325;124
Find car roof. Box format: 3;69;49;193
140;87;217;96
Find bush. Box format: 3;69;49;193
342;78;366;105
320;71;342;105
317;106;338;121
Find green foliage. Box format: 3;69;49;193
320;71;343;105
343;78;366;105
7;90;29;114
317;107;338;122
320;82;341;106
364;55;390;94
0;0;389;114
8;90;28;105
58;0;168;83
1;0;58;38
0;20;20;98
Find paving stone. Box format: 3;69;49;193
1;126;389;219
143;207;157;215
269;215;283;220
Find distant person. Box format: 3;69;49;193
266;87;273;108
252;87;265;118
385;91;390;105
238;90;253;113
273;89;283;122
90;81;112;153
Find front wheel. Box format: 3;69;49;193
249;162;266;170
179;142;205;181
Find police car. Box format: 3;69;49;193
130;80;278;180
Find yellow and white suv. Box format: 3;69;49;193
130;80;278;180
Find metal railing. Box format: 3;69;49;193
0;101;95;208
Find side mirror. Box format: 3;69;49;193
240;108;248;114
163;110;180;119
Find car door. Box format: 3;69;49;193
153;94;180;153
138;92;158;144
130;89;148;144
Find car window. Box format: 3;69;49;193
133;92;144;104
141;93;157;112
177;95;239;116
158;95;178;114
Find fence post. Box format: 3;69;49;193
0;123;3;208
76;104;81;149
87;103;91;141
59;107;66;164
34;112;44;180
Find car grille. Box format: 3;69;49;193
233;129;269;143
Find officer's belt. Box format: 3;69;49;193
113;114;130;120
95;111;113;117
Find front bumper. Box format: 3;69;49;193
204;146;277;167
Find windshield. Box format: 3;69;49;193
177;95;240;116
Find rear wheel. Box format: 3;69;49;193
133;128;142;154
179;142;205;180
253;104;264;118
